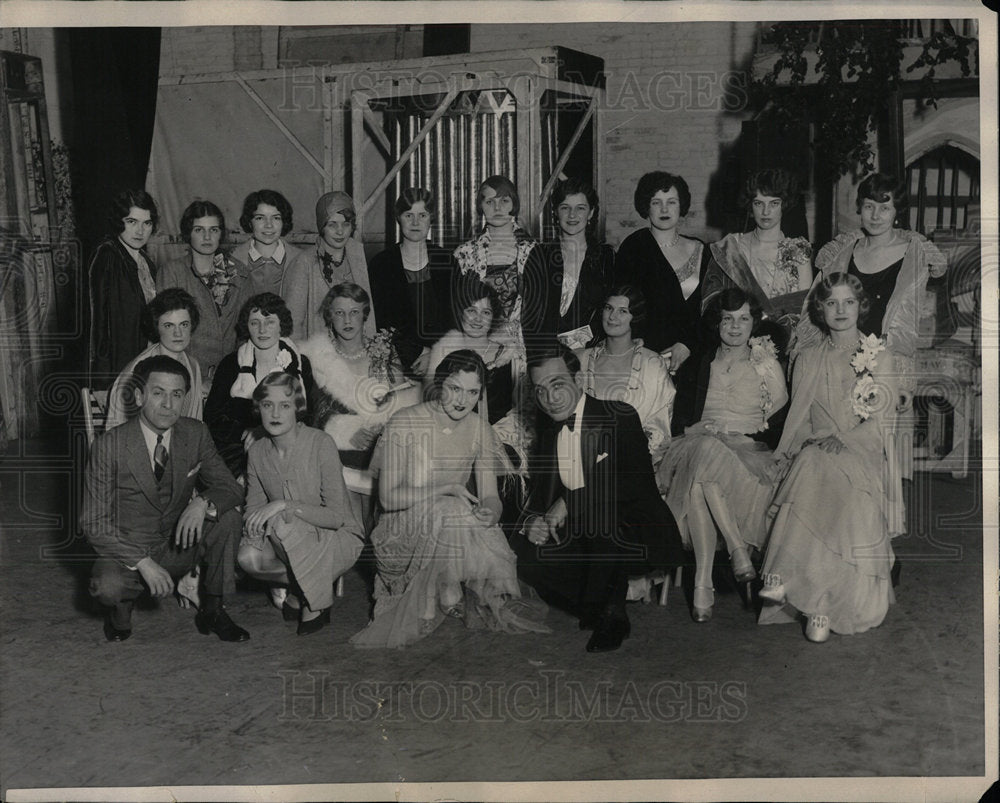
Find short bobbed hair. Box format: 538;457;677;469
132;354;191;393
394;187;436;219
319;282;371;331
603;284;647;327
634;171;691;218
807;272;871;333
432;349;487;396
477;175;520;219
109;189;159;235
237;292;293;342
142;288;200;342
703;287;764;344
252;371;308;421
452;273;502;326
856;172;908;218
740;169;800;211
240;189;293;236
180;200;226;244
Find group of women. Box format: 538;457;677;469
87;165;946;647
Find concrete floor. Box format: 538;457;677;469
0;433;995;801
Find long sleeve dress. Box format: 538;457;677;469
655;341;788;551
244;423;364;612
350;404;548;649
577;340;676;467
758;338;899;635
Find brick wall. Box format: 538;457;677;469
470;22;759;245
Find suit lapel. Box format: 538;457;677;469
126;419;162;509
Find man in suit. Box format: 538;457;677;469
514;346;685;652
82;355;250;642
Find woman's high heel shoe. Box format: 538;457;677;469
692;586;714;623
730;547;757;583
758;573;786;604
297;607;331;636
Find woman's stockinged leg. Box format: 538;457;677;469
237;539;289;585
687;486;717;591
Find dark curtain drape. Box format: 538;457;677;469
64;27;161;261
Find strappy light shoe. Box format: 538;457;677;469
805;614;831;643
758;572;786;604
692;586;714;623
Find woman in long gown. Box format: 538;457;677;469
701;169;813;351
655;288;789;621
299;283;420;533
351;350;548;649
613;171;710;431
240;372;364;635
759;272;899;642
575;285;675;468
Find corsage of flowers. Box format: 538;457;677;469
776;237;812;284
366;327;397;387
748;335;778;429
849;333;886;420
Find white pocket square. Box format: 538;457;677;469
596;452;609;464
186;462;202;478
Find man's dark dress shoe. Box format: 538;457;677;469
103;616;132;642
196;608;250;642
297;607;330;636
585;614;631;653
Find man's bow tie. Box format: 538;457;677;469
562;417;576;432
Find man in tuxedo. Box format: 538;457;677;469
515;346;685;652
82;355;250;642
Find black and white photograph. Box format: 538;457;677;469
0;1;996;801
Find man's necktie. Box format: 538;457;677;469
154;435;168;481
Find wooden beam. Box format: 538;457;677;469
360;86;459;216
362;105;392;156
232;73;325;176
538;94;597;209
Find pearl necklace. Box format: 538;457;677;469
656;231;680;250
332;337;366;361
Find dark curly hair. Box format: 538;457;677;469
239;189;293;236
703;287;763;344
142;288;200;342
431;349;487;397
602;284;647;329
633;171;691;218
132;354;191;393
807;272;871;333
452;273;502;326
180;200;226;245
236;292;293;342
856;172;908;220
109;189;159;235
739;169;800;212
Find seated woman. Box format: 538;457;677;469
240;372;364;635
521;177;613;358
656;288;789;621
283;191;375;342
231;189;303;296
701;169;813;351
204;293;313;477
426;275;533;483
350;350;548;649
759;273;899;642
575;285;675;468
88;189;160;389
367;187;454;378
299;283;420;533
105;287;204;429
156;200;254;383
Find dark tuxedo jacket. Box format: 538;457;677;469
519;394;684;606
520;241;614;359
80;416;243;567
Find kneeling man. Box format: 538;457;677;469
515;346;685;652
82;355;249;642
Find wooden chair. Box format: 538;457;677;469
81;387;108;448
